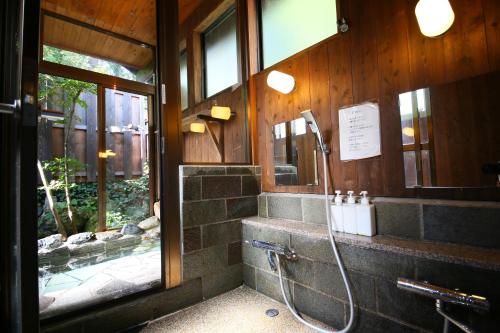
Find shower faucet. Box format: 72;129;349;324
251;240;297;272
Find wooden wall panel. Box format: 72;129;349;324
254;0;500;196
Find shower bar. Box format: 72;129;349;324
397;278;490;312
251;240;298;261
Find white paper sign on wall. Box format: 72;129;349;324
339;102;381;161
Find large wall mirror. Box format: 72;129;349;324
273;117;318;186
398;71;500;189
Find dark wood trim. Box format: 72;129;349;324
97;84;106;232
157;0;182;288
41;10;154;49
39;60;155;95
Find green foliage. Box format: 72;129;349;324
42;45;137;81
37;173;150;237
43;157;86;189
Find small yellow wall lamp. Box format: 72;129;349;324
210;105;232;120
190;122;206;133
415;0;455;37
266;70;295;94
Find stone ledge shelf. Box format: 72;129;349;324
242;216;500;272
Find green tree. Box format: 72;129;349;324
39;72;97;234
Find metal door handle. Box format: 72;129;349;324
0;100;20;115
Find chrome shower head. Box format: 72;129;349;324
301;110;329;154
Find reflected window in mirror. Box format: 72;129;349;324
273;118;318;186
398;71;500;188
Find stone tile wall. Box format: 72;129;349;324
242;221;500;332
180;165;260;299
259;193;500;249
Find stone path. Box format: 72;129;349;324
39;248;162;319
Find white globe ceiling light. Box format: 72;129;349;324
415;0;455;37
266;70;295;94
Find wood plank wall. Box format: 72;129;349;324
254;0;500;195
180;0;249;164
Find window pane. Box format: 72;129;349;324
260;0;337;68
421;149;433;186
203;8;239;97
399;92;415;145
417;88;430;144
180;51;188;110
403;151;418;187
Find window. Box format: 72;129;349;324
260;0;338;68
398;88;435;187
202;7;239;98
180;50;188;110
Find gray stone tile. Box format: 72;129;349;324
252;226;290;246
313;262;376;311
355;309;418;333
268;196;302;221
243;264;256;289
293;283;345;329
302;197;327;225
338;243;415;280
242;242;273;272
182;199;226;227
183;226;201;253
281;257;315;288
183;245;228;281
202;220;241;248
375;202;421;239
423;205;500;249
375;278;442;332
202;176;242;199
182;166;226;176
226;166;254;175
202;264;242;299
242;224;254;241
183;176;201;201
290;235;336;264
227;197;258;219
228;241;242;266
242;175;261;196
258;195;267;217
255;268;285;302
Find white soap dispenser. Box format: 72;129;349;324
356;191;376;236
342;191;357;234
330;190;344;232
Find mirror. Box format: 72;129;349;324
273;117;318;186
398;71;500;188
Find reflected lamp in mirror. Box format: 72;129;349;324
190;122;206;133
273;117;318;186
267;70;295;94
398;71;500;189
211;105;231;120
415;0;455;37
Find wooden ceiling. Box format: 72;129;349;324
41;0;202;69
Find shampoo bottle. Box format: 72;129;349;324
356;191;376;236
330;190;344;232
343;191;357;234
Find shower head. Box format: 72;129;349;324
300;110;329;154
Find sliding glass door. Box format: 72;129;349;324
37;76;160;318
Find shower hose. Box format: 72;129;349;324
275;151;355;333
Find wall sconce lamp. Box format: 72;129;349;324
99;149;116;159
415;0;455;37
211;105;232;120
266;70;295;94
190;122;206;133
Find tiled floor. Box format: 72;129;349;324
39;247;162;319
142;285;333;333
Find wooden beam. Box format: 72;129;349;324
39;61;155;95
157;0;182;289
97;85;107;232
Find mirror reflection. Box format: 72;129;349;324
273;118;318;186
398;71;500;188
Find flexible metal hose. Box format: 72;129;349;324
274;151;355;333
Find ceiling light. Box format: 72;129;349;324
190;122;205;133
415;0;455;37
266;70;295;94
